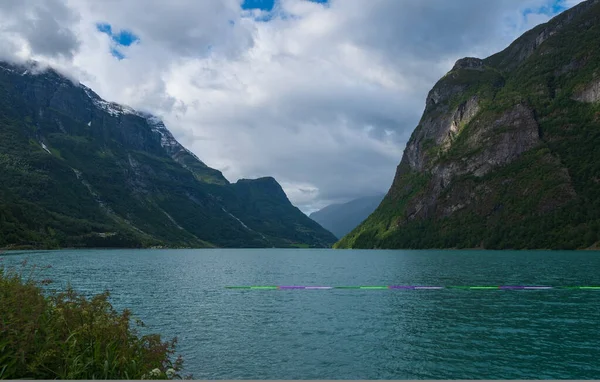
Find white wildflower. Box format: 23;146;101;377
149;368;161;377
166;368;176;378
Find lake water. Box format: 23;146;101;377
2;249;600;379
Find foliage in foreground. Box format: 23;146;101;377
0;260;188;380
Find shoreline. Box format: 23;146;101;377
1;246;599;253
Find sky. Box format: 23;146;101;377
0;0;586;214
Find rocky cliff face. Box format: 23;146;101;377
0;61;337;249
336;0;600;250
573;78;600;103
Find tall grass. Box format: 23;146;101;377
0;259;189;380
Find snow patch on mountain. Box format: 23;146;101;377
80;84;136;117
77;83;206;168
145;115;179;149
40;142;51;154
143;114;206;164
0;64;15;74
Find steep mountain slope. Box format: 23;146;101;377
309;194;385;238
337;0;600;250
0;61;337;249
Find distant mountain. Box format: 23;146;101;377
0;61;337;249
336;0;600;250
309;194;385;238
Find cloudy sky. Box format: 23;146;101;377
0;0;585;213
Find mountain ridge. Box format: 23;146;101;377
0;60;337;249
309;194;385;238
336;0;600;250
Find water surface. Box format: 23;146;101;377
2;249;599;379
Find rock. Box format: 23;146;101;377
405;96;480;171
452;57;484;71
463;104;540;176
572;79;600;103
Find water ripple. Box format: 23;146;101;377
2;248;599;379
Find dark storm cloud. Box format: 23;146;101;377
0;0;80;59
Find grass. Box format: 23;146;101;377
0;260;190;380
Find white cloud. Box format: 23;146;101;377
0;0;585;212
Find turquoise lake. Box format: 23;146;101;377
2;249;600;379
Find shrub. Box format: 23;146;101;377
0;260;189;380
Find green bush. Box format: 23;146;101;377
0;260;189;380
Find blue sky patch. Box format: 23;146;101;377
96;23;112;35
242;0;275;11
96;22;140;59
522;0;570;19
110;47;125;60
112;30;139;47
551;0;570;13
242;0;328;12
242;0;329;23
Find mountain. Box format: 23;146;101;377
0;61;337;249
309;194;385;238
336;0;600;250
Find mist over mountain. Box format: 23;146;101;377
309;194;385;239
0;61;337;249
